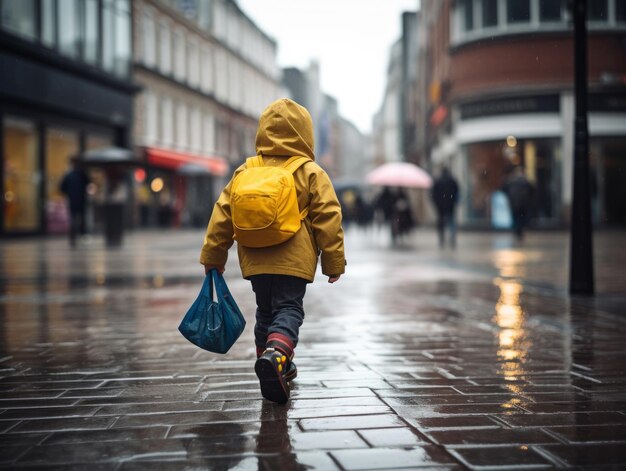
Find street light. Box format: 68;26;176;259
568;0;594;295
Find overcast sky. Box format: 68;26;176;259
236;0;420;135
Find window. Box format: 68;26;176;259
142;7;156;67
3;117;40;232
173;29;186;81
83;0;99;65
102;0;131;77
190;108;201;152
589;0;608;21
203;112;215;154
58;0;79;58
539;0;562;22
617;0;626;22
188;38;200;88
215;49;228;101
102;0;115;72
176;102;188;149
482;0;498;27
1;0;36;40
114;0;131;77
42;0;56;47
161;97;173;146
159;21;171;74
144;91;158;145
201;46;213;94
507;0;531;23
460;0;474;32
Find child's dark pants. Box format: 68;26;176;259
249;274;307;355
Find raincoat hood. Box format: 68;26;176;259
255;98;315;161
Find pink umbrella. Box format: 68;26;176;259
365;161;433;189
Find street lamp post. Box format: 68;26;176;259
569;0;594;295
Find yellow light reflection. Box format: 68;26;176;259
493;250;528;277
493;278;531;407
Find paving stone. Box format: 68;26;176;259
290;430;369;450
330;446;456;470
40;426;169;445
540;443;626;467
425;427;558;446
300;414;407;431
449;445;554;469
358;428;427;447
9;417;116;434
407;415;501;430
545;425;626;444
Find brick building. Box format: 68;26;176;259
422;0;626;228
132;0;285;227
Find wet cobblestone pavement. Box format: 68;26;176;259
1;228;625;470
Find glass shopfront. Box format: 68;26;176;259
464;137;562;227
1;114;118;235
45;127;79;233
2;117;39;232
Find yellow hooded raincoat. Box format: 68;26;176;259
200;98;346;282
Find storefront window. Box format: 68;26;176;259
3;117;40;232
465;137;560;225
45;127;79;234
1;0;36;40
85;133;113;231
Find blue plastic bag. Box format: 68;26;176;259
178;270;246;354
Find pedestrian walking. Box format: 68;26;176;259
373;186;395;228
390;188;414;244
502;166;535;241
59;157;90;247
431;166;459;248
199;98;346;404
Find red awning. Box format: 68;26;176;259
144;147;229;177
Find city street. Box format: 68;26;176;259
1;227;625;470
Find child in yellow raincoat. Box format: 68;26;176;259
200;98;346;403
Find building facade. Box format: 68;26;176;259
422;0;626;228
0;0;136;236
132;0;285;227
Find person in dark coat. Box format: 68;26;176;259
502;166;535;241
59;158;90;247
431;167;459;248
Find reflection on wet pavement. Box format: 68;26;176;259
0;228;625;469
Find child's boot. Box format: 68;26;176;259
256;345;297;383
255;334;295;404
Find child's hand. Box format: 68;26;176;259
328;275;340;283
204;265;225;275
